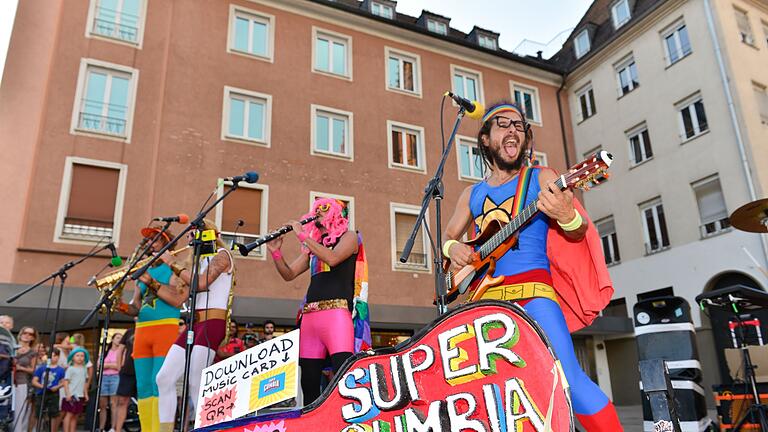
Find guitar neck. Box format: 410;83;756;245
478;176;566;259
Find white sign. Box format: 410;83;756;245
194;330;300;429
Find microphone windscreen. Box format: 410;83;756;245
467;102;485;120
244;171;259;184
111;256;123;267
178;213;190;224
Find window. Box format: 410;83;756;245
456;136;484;181
309;192;355;230
313;28;351;79
734;8;755;45
692;175;730;238
611;0;631;29
371;2;394;19
763;21;768;47
427;19;447;35
753;81;768;125
532;151;548;167
222;86;271;146
390;203;431;272
87;0;145;45
71;59;138;141
596;217;621;265
388;121;425;172
228;5;274;61
677;95;709;140
511;82;541;124
55;157;127;245
576;84;596;122
663;22;692;65
574;30;590;59
311;105;353;160
386;48;421;96
616;57;639;96
478;35;497;50
451;66;482;104
216;181;268;259
627;124;653;166
640;198;670;254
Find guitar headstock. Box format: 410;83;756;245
564;151;613;191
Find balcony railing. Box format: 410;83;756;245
396;251;427;270
78;111;127;137
222;233;262;257
62;223;113;241
91;6;139;43
700;217;731;238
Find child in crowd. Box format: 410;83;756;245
31;348;65;432
61;348;89;432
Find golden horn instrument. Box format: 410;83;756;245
94;246;190;312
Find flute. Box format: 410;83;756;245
236;215;319;256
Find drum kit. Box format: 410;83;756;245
695;198;768;432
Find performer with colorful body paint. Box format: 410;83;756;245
115;226;181;432
443;101;622;431
154;219;235;432
266;198;368;405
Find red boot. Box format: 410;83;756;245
575;401;623;432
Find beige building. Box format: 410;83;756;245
556;0;768;409
0;0;580;345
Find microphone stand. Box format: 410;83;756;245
125;179;245;432
5;242;116;432
400;106;467;315
82;227;169;432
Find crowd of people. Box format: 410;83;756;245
0;314;278;432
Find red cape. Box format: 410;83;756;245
547;199;614;333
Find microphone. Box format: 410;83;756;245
444;91;485;120
152;214;190;224
223;172;259;184
107;243;123;267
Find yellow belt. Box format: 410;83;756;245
474;282;559;304
303;299;348;314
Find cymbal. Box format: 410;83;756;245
730;198;768;233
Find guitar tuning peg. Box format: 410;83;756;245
603;172;611;178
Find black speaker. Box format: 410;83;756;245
634;296;701;381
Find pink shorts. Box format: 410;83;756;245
299;308;353;359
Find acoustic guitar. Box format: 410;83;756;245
443;151;614;304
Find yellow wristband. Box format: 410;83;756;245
442;239;460;257
557;211;583;232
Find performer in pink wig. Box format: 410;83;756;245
266;198;360;404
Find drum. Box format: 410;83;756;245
196;300;574;432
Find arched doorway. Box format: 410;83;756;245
701;271;763;384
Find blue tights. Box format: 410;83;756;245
522;297;609;415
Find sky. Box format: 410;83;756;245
0;1;593;86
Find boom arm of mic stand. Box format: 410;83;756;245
7;242;115;304
399;107;466;315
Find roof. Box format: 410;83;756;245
550;0;666;72
308;0;564;74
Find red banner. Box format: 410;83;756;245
196;300;573;432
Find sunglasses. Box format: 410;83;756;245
22;331;35;336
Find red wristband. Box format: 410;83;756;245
271;249;283;261
297;232;308;243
